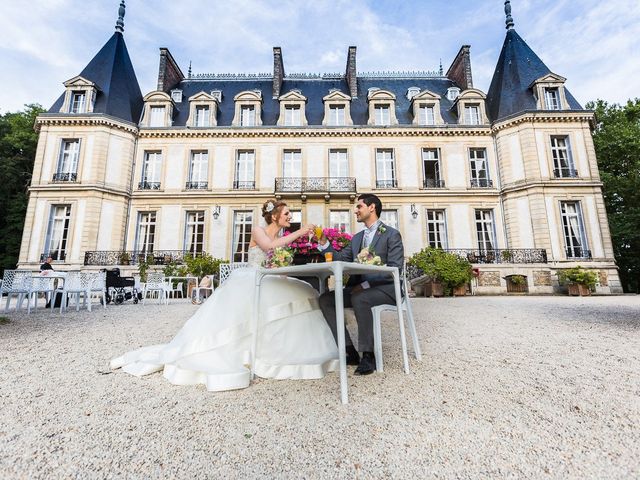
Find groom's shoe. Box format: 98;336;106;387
346;345;360;366
354;352;376;375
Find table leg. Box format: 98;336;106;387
250;272;263;380
394;271;410;374
333;264;348;404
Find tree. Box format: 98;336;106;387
586;99;640;293
0;104;45;276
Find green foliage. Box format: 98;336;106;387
0;104;46;276
0;316;10;325
137;254;154;283
586;99;640;292
557;267;598;290
408;247;473;292
184;254;228;280
162;261;189;278
509;274;526;286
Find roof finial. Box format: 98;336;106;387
188;61;192;78
115;0;126;33
439;58;443;76
504;0;515;30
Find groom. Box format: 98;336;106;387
317;193;405;375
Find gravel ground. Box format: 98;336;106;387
1;295;639;479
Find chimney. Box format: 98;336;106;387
272;47;285;99
446;45;473;90
345;46;357;98
157;48;185;92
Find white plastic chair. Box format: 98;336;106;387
57;271;92;312
218;263;248;285
143;272;168;305
371;264;422;373
1;270;33;313
192;275;215;304
30;276;56;311
87;271;107;309
168;281;184;299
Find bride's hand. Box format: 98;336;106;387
300;224;315;236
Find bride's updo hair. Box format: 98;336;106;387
261;199;287;224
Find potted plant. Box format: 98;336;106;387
557;267;597;296
119;251;130;265
409;247;473;296
506;274;528;293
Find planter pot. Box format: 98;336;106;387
453;284;467;296
425;281;444;297
568;283;591;296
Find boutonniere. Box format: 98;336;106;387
377;225;386;235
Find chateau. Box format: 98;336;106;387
18;1;622;294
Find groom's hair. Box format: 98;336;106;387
358;193;382;217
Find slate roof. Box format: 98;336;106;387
49;32;143;124
486;29;582;122
170;76;461;127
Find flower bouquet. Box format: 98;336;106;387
356;247;383;266
284;227;352;256
262;247;294;269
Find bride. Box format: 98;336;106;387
110;199;339;391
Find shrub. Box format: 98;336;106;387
408;247;473;294
509;274;526;286
557;266;598;290
184;253;228;280
137;254;154;282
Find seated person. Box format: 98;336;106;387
40;256;54;271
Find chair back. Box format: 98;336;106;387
218;263;248;285
63;271;83;291
146;272;166;289
1;270;33;292
88;271;106;290
32;276;55;292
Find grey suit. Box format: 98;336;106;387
319;223;405;352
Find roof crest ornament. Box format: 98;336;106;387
188;61;192;78
505;0;515;30
115;0;125;33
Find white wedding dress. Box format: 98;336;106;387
110;246;339;391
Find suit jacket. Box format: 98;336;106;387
325;222;404;289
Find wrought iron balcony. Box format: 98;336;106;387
443;248;548;264
233;180;256;190
275;177;356;194
566;247;592;260
375;179;397;189
138;181;161;190
423;178;446;188
185;181;208;190
52;172;77;182
83;249;203;266
470;178;494;188
553;168;579;178
40;251;66;262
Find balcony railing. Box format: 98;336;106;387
553;168;579;178
566;247;592;260
233;180;256;190
470;178;494;188
138;181;161;190
423;178;446;188
443;248;548;264
40;251;66;262
375;179;397;189
275;177;356;193
52;172;77;182
83;250;204;266
185;181;208;190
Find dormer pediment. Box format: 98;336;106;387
63;75;99;89
368;89;396;102
323;90;351;102
410;90;441;103
455;88;486;102
529;73;566;88
234;90;263;102
279;90;307;102
188;91;218;103
144;91;173;103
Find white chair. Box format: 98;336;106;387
168;281;184;299
1;270;33;313
29;276;56;311
57;271;92;312
370;264;422;373
143;272;168;305
218;263;248;285
192;275;215;304
87;271;107;309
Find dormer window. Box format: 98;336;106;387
367;89;398;126
544;87;560;110
530;73;569;111
284;105;301;126
323;90;353;126
418;105;435;125
171;89;183;103
187;91;218;127
464;104;481;125
71;91;86;114
141;91;174;128
195;106;210;127
210;90;222;102
453;89;488;126
149;106;166;127
447;87;460;101
411;90;444;126
60;76;98;114
232;90;263;127
277;90;308;127
406;87;421;100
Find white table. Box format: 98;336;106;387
253;261;408;405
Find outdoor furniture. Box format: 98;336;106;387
219;263;249;285
1;270;33;313
370;264;422;373
167;281;184;299
29;275;57;312
191;275;215;304
143;272;168;305
56;271;93;313
87;271;107;309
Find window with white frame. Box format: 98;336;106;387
375;149;396;188
544;87;560;110
379;210;398;230
232;211;253;262
195;105;210;127
560;201;589;258
330;210;350;232
551;136;577;178
328;105;346;126
54;139;80;181
288;211;302;233
469;148;491;187
240;105;256;126
329;149;348;177
475;209;496;252
426;209;447;248
171;90;183;103
284;105;301;126
70;91;86;114
374;104;391;125
283;150;302;178
184;211;205;255
149;106;166;127
418;104;435;125
44;204;71;261
422;148;443;188
140;151;162;189
234;150;255;189
187;151;208;189
464;104;481;125
135;212;156;253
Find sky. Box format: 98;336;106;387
1;0;639;114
